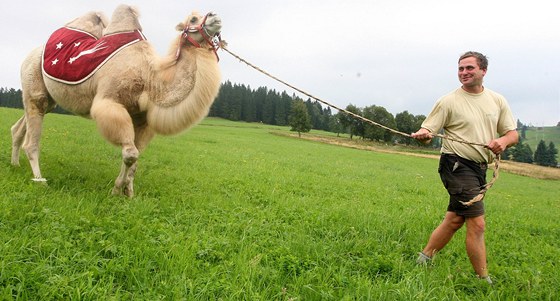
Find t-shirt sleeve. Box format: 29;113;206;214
421;97;447;134
496;96;517;135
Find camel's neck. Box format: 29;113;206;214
155;48;198;107
147;46;221;135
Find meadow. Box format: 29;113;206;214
1;107;558;300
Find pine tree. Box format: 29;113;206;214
289;99;311;137
546;142;558;167
502;147;512;160
262;90;278;124
517;119;526;142
534;140;548;166
512;142;533;163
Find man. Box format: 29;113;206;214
411;51;518;284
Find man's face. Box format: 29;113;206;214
458;56;486;88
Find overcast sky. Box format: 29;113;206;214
1;0;559;126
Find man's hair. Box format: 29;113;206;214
459;51;488;70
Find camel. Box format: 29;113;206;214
11;5;223;197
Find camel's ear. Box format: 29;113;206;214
175;22;185;31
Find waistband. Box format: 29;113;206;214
441;153;488;168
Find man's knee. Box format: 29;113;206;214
449;220;465;231
467;216;486;235
442;213;465;232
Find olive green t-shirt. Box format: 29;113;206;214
421;88;517;163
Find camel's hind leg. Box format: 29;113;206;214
18;47;55;182
22;100;54;182
11;116;26;166
90;97;139;197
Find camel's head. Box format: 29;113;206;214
176;11;222;51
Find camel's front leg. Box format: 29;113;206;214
91;97;138;197
112;151;138;197
111;120;156;197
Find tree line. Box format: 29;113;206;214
0;87;21;109
502;120;558;166
210;81;430;146
1;84;558;167
209;81;336;132
503;139;558;167
0;87;69;114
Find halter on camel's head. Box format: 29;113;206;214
175;11;222;62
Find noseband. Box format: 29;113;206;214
177;13;221;61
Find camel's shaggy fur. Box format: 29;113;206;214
11;5;222;197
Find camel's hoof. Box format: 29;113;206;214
111;186;122;196
112;186;134;198
125;189;134;198
31;178;48;185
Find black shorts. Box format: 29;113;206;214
438;154;488;217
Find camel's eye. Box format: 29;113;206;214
190;16;198;24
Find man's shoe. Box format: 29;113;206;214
478;275;493;285
416;252;432;265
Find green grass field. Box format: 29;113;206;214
1;108;559;300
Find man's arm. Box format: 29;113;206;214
487;130;519;155
411;128;433;144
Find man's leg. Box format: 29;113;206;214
465;215;488;277
421;211;465;257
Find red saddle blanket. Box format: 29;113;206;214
42;27;146;84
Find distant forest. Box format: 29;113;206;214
1;83;558;166
0;87;68;114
